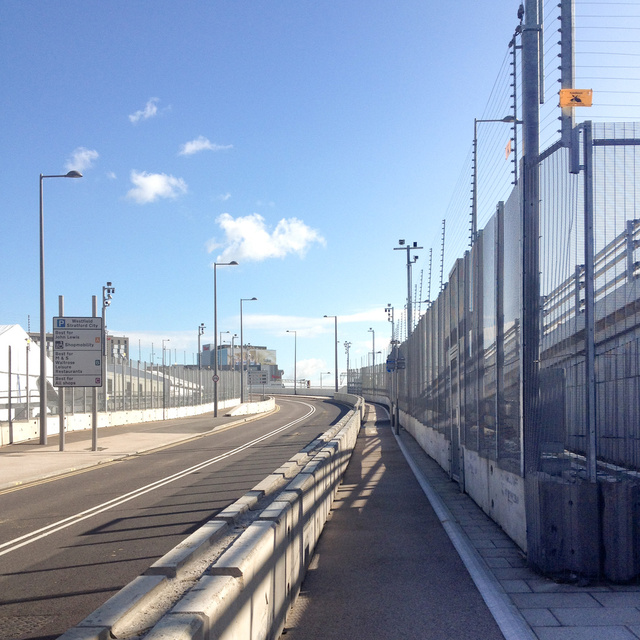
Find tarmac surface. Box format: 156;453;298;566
2;401;640;640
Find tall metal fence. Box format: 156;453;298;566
352;121;640;582
0;358;241;420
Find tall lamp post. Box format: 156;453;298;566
320;371;331;389
197;323;205;369
323;315;338;392
472;116;521;244
219;331;231;368
385;304;400;433
393;240;422;336
240;297;257;403
344;341;352;393
39;170;83;444
101;282;115;412
368;327;376;396
197;322;205;406
230;333;238;399
286;330;297;394
213;261;238;417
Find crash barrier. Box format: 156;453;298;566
58;394;363;640
225;396;275;416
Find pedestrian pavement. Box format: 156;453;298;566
2;402;640;640
284;404;640;640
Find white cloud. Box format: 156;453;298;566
178;136;233;156
209;213;325;262
126;170;188;204
297;358;330;382
129;97;160;124
218;192;232;201
65;147;99;173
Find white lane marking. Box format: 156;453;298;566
0;400;316;558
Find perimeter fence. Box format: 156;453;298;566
352;121;640;582
0;358;241;421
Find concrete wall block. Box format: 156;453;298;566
145;521;228;578
217;491;262;522
78;575;168;636
143;613;205;640
56;627;110;640
602;481;640;582
257;501;293;640
171;574;247;640
266;493;304;599
209;521;277;639
285;473;316;519
252;474;285;496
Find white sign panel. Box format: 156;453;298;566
53;316;104;387
248;371;268;385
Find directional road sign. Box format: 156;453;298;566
53;317;103;387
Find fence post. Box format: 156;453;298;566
583;121;597;483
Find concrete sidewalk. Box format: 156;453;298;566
283;405;640;640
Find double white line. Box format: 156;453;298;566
0;401;315;558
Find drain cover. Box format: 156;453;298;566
0;616;51;640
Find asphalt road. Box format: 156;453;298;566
0;396;346;640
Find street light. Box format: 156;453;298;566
240;297;257;403
39;170;83;444
197;323;206;369
286;330;297;394
102;282;115;411
472;115;522;244
394;240;422;336
344;341;352;392
320;371;331;389
323;315;339;392
368;327;376;396
230;333;238;398
219;331;231;368
213;260;238;417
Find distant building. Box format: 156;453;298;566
200;344;281;384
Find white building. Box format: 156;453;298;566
0;324;52;420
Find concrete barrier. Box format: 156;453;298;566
58;394;363;640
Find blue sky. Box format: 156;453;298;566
2;1;638;385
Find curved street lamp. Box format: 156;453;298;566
39;170;83;445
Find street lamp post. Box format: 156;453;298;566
393;240;422;336
213;261;238;417
368;327;376;396
197;323;205;406
286;330;297;394
240;297;257;403
323;315;338;392
472;116;522;244
39;170;83;444
219;331;231;368
197;323;205;369
344;341;352;391
102;282;115;412
320;371;331;389
230;333;238;399
386;304;401;433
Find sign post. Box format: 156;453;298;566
53;317;104;388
